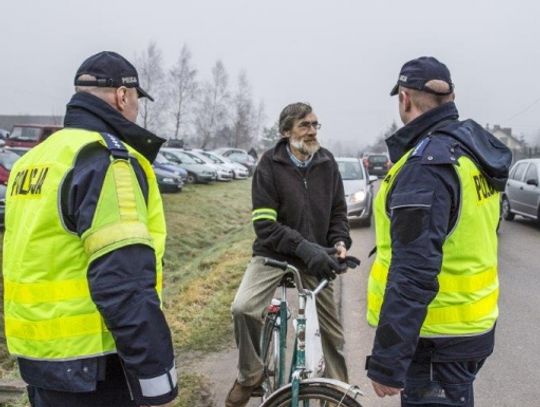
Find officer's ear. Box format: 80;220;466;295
114;87;129;112
399;90;412;113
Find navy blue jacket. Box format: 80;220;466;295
366;102;512;388
18;92;177;406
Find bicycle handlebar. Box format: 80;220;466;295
264;257;330;295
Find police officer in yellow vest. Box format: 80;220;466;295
3;51;177;407
365;57;512;406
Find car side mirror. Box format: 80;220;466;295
368;175;378;184
526;178;538;186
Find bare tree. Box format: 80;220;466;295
260;121;280;150
136;42;166;133
169;44;198;140
194;60;230;148
229;71;259;148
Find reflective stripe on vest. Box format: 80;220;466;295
3;129;166;360
366;150;500;337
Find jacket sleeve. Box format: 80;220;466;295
326;159;352;248
251;155;304;255
64;144;177;405
366;158;459;388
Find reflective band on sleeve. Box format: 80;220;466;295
4;278;90;304
252;208;277;222
83;221;153;257
139;363;178;397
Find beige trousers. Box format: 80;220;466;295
231;256;348;386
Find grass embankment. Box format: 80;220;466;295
0;180;254;407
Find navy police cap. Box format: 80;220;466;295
74;51;154;101
390;56;453;96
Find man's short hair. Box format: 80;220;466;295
403;80;455;113
279;103;312;135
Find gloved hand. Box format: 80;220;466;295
339;255;361;270
295;240;347;280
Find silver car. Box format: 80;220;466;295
160;148;217;184
336;157;377;226
502;158;540;223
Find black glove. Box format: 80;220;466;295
338;255;361;270
295;240;347;280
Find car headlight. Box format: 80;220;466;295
350;191;366;203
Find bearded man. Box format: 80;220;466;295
225;102;357;406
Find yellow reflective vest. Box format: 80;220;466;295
3;129;166;360
367;150;499;337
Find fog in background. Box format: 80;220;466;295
2;0;540;153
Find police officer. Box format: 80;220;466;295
3;51;177;407
365;57;512;406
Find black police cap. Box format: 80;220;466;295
390;56;453;96
74;51;154;101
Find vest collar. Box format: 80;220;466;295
64;92;165;163
385;102;459;163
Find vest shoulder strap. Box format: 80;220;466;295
99;133;129;159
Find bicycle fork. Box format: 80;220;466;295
278;285;288;388
291;291;307;407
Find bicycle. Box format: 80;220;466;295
258;258;364;407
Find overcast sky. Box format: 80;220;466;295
2;0;540;151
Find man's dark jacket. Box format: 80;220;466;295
251;137;351;269
366;102;512;388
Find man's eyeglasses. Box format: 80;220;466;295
297;121;322;130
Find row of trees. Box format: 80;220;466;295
135;42;266;150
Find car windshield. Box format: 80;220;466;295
184;152;205;164
368;155;387;163
10;127;41;141
337;161;364;180
0;150;21;170
202;152;223;164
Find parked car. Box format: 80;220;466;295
0;148;22;185
202;151;249;179
190;150;234;181
154;152;188;182
363;153;392;178
160;148;217;184
336;157;377;226
0;184;6;229
5;147;30;157
0;129;10;139
501;158;540;224
5;124;62;149
153;166;183;193
212;147;256;175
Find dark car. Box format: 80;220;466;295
0;184;5;228
501;158;540;224
153;166;183;193
0;148;21;185
363;153;392;178
5;124;62;149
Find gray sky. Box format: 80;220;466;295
2;0;540;150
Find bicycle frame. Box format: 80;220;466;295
262;258;327;407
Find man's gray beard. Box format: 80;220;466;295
290;139;321;156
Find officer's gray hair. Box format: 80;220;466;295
402;80;455;112
75;74;116;97
279;102;312;135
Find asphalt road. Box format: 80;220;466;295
343;201;540;407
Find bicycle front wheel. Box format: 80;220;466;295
261;379;363;407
